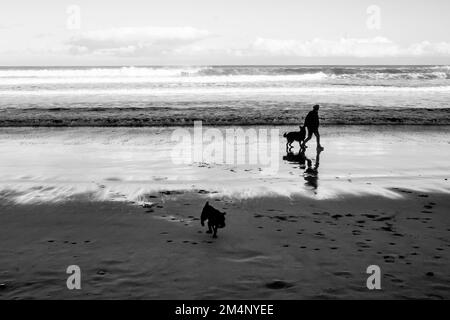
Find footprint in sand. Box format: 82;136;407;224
333;271;352;277
388;276;404;284
265;280;294;290
362;214;378;219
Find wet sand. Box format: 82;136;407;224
0;126;449;203
0;190;449;299
1;106;449;127
0;125;449;299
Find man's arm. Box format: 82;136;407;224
304;111;312;126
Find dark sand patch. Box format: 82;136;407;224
0;191;449;299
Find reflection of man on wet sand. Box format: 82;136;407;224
283;147;322;189
301;105;324;151
304;149;322;189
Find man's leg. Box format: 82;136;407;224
314;131;323;149
302;129;313;148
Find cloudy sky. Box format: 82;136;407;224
1;0;449;65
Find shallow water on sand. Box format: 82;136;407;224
0;126;449;204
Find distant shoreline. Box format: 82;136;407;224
1;107;449;127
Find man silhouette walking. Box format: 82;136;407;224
301;104;324;150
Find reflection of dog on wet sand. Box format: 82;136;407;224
283;126;306;152
201;202;226;238
283;149;307;169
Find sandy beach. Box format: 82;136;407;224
0;125;449;299
0;191;449;299
1;0;450;304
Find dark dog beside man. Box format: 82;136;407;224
284;104;324;151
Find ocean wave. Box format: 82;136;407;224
1;85;449;96
197;65;450;78
0;66;206;78
332;71;449;80
0;73;329;86
0;66;449;82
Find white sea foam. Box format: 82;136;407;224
1;85;449;96
0;66;206;78
0;73;328;85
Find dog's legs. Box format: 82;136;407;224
206;221;212;234
212;226;218;238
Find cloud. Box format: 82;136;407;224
408;41;450;56
61;29;450;61
247;37;450;58
66;26;211;56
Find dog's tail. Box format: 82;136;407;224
283;132;287;138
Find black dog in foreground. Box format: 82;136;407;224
283;126;306;152
201;202;226;238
